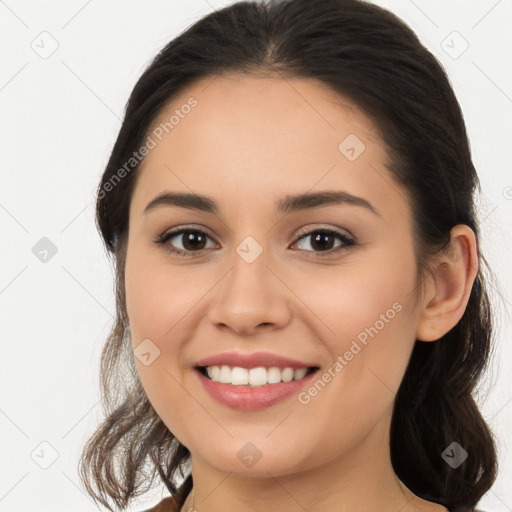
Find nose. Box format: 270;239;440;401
207;248;292;336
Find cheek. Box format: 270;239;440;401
290;253;418;395
125;254;202;338
291;255;417;343
126;266;229;398
124;253;211;437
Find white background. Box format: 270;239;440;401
0;0;510;511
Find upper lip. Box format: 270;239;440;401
194;351;320;370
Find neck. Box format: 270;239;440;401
179;408;447;512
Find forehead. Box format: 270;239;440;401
130;73;408;220
146;73;377;145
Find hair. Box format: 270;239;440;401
79;0;500;510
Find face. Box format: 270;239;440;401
124;74;425;477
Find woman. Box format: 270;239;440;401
79;0;498;511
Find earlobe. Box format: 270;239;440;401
415;225;478;342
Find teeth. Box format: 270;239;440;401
205;365;310;387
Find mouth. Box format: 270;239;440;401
194;365;320;387
193;364;321;411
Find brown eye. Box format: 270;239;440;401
292;228;356;256
154;226;356;258
154;228;217;256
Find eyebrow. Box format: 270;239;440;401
143;190;380;217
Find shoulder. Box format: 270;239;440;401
139;497;179;512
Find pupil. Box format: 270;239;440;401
183;231;206;251
312;233;333;251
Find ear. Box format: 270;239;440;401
416;224;479;342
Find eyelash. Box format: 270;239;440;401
153;226;357;258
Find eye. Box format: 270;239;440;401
153;227;218;256
153;226;357;257
291;228;356;256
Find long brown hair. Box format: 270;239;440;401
79;0;499;510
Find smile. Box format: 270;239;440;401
198;365;318;387
194;365;320;411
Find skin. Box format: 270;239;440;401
124;74;478;512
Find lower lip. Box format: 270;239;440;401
194;368;319;411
